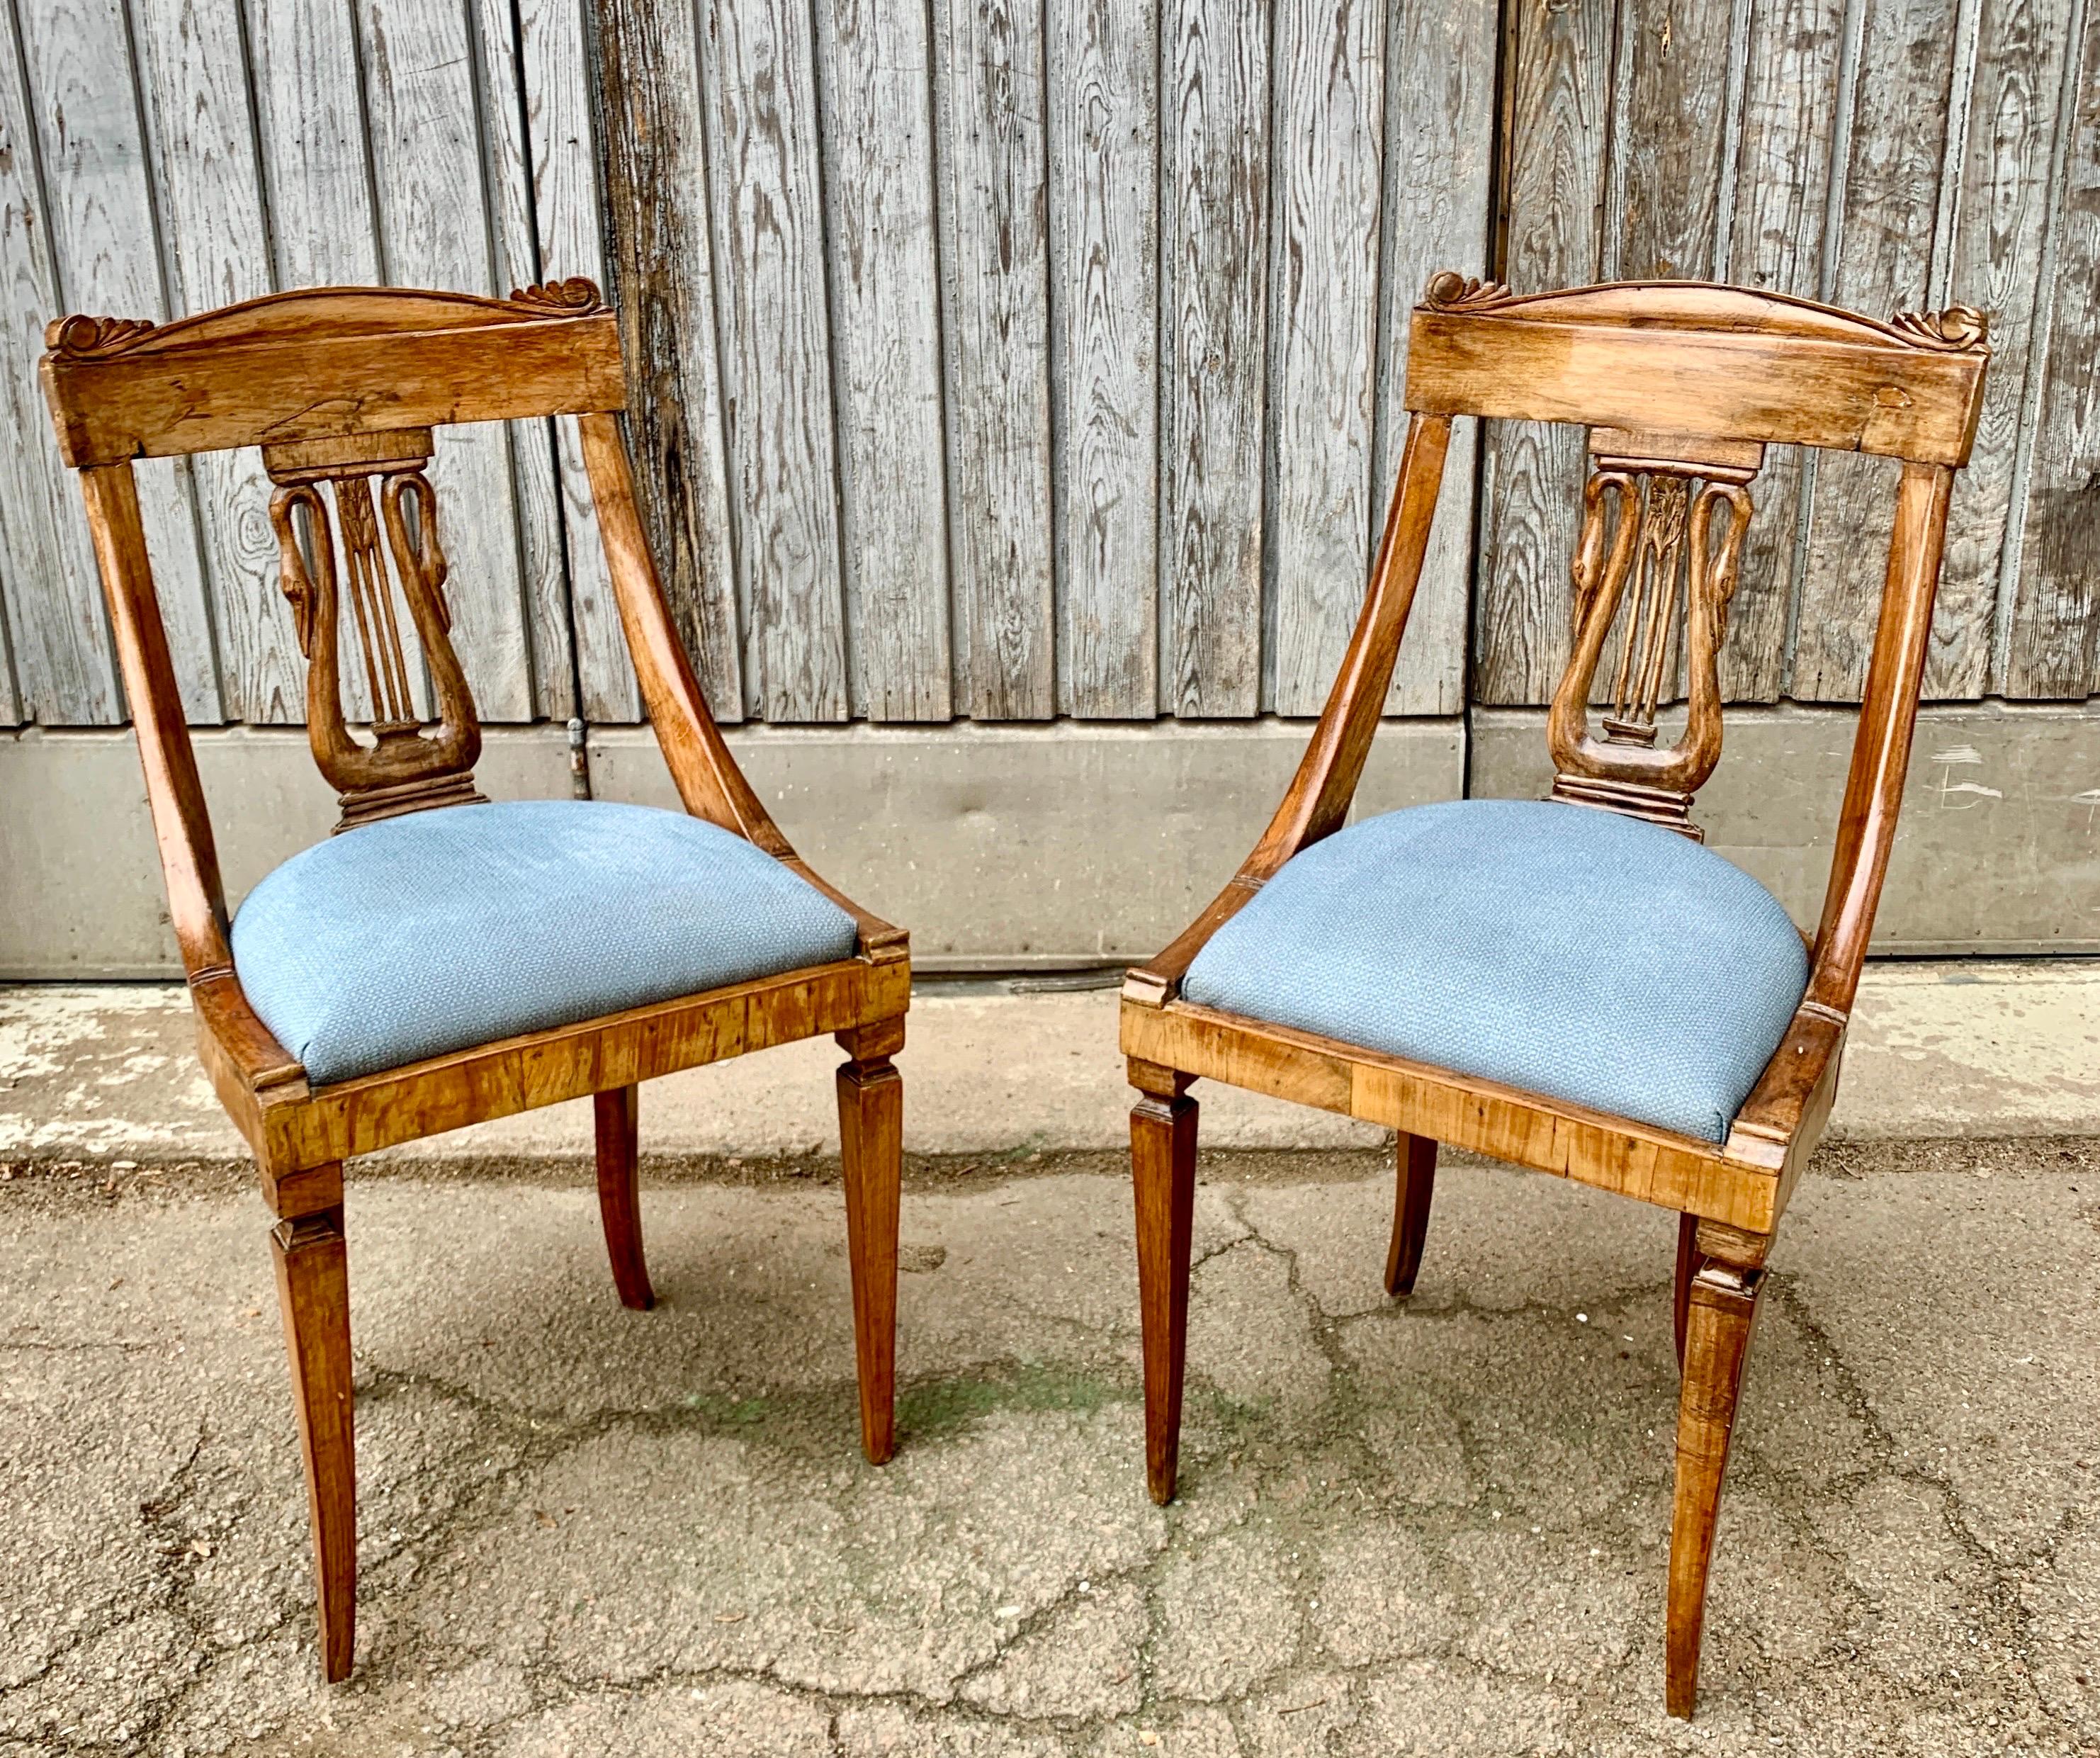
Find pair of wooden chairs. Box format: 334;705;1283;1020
38;274;1987;1718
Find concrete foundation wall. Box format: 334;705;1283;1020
0;720;1464;978
1476;704;2100;955
1;706;2093;978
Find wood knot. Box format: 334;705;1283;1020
44;313;157;357
1423;271;1513;312
1889;305;1988;351
509;277;604;315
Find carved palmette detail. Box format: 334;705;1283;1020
1423;271;1513;312
1889;305;1988;351
1548;435;1759;840
267;451;485;833
508;276;604;314
43;312;157;356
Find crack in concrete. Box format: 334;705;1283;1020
10;1167;2099;1755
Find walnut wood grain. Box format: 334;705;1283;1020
1672;1210;1700;1368
1383;1132;1438;1299
837;1023;903;1465
1117;271;1987;1721
42;285;626;466
77;463;234;975
1124;999;1783;1233
1668;1255;1765;1716
227;959;909;1175
594;1085;653;1311
1805;463;1955;1015
1129;1059;1198;1505
1406;283;1989;466
44;279;913;1686
272;1198;354;1683
264;434;487;831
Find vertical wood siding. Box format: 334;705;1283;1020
0;0;590;726
0;0;2092;732
589;0;1500;723
1481;0;2099;708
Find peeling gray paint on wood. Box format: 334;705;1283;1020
0;0;594;729
1161;0;1268;719
818;0;953;722
1264;0;1387;718
589;0;745;723
1475;0;1615;709
1049;0;1158;718
2001;0;2100;698
1791;0;1961;702
0;2;109;727
133;0;286;725
700;0;849;723
1376;0;1497;719
1720;0;1847;704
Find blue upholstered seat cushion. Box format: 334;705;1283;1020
231;799;859;1086
1181;799;1810;1144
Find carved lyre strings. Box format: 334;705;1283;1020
1604;473;1689;740
339;475;418;728
1547;429;1761;840
264;429;485;834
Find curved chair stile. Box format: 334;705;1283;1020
38;281;909;1684
1119;273;1990;1720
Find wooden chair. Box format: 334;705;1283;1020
38;280;908;1683
1120;275;1989;1718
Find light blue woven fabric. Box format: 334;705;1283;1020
1182;799;1809;1144
232;799;859;1086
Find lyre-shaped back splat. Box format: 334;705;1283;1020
264;429;486;833
1547;427;1761;840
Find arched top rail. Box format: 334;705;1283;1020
1405;276;1990;466
41;280;625;468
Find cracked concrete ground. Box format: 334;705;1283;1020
4;1140;2097;1757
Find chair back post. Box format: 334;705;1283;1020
77;459;233;979
1124;411;1450;1007
575;410;792;857
574;410;904;954
1250;410;1453;867
1805;460;1955;1016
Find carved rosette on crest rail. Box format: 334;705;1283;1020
1546;428;1762;841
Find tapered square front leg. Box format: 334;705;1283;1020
1129;1057;1198;1505
837;1019;903;1465
1666;1222;1768;1718
269;1168;355;1683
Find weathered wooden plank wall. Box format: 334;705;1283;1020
592;0;1498;725
0;0;614;727
0;0;2091;733
1479;0;2096;707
